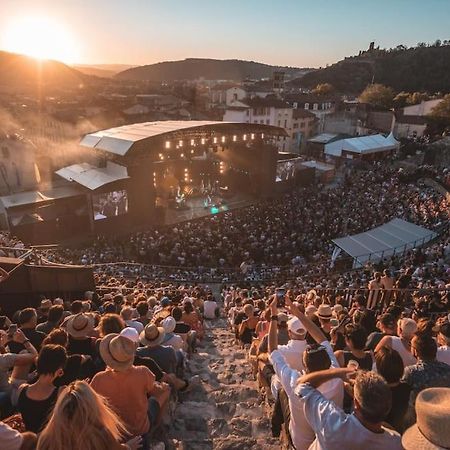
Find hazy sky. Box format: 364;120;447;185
1;0;449;67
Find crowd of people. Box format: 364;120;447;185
0;284;220;449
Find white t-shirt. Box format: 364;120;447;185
276;339;308;372
270;341;343;450
125;319;144;334
203;300;218;319
437;346;450;366
391;336;416;368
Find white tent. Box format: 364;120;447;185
325;133;400;158
332;218;437;268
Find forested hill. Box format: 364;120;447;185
291;44;450;94
115;58;305;81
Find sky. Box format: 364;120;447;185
0;0;449;67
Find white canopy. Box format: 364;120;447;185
325;133;400;157
56;162;129;191
332;218;437;268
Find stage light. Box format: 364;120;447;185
159;153;164;160
180;153;184;158
233;135;237;142
191;149;194;154
213;137;218;144
190;139;195;146
179;140;183;147
201;138;206;145
221;136;226;143
251;133;255;140
243;134;247;141
261;133;265;138
184;168;188;172
165;141;171;149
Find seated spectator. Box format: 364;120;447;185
120;307;143;334
365;313;396;351
402;387;450;450
375;318;417;368
181;301;203;340
436;322;450;365
0;329;37;416
0;420;36;450
160;316;185;351
136;324;179;376
238;304;258;345
402;333;450;406
37;380;141;450
8;309;45;353
335;325;373;371
17;344;67;433
91;333;170;447
36;305;64;335
296;369;402;449
66;313;96;356
135;301;150;327
203;296;218;320
375;347;411;433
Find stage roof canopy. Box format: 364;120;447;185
80;121;287;157
325;133;400;157
332;218;437;266
56;162;129;191
0;185;84;209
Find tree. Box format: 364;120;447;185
393;91;410;108
427;94;450;135
359;83;395;109
406;92;429;105
312;83;334;96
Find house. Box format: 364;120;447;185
291;109;318;151
209;83;246;107
223;96;297;152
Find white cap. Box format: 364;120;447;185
287;317;306;336
120;327;139;343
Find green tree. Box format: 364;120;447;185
312;83;334;96
427;94;450;135
359;83;394;109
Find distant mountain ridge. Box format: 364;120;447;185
74;64;136;78
0;50;86;88
291;44;450;94
115;58;307;81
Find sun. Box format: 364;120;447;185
2;16;79;64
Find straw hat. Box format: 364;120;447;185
402;387;450;449
66;313;95;338
39;299;52;311
99;333;135;371
139;324;166;347
317;304;333;320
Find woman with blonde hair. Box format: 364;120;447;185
37;380;141;450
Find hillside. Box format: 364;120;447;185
74;64;136;78
292;44;450;94
115;58;304;81
0;50;86;89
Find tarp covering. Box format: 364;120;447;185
56;162;129;191
325;133;400;157
332;218;437;267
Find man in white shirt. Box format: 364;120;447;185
436;322;450;365
0;420;36;450
203;297;218;320
296;369;402;450
268;297;344;450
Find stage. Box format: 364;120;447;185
164;193;255;225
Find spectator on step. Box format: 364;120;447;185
36;305;64;335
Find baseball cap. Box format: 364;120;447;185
120;327;139;343
287;317;306;336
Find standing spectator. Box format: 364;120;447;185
295;369;402;449
367;272;382;310
375;318;417;368
135;301;150;327
380;269;394;308
120;307;143;334
37;380;141;450
203;296;219;320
